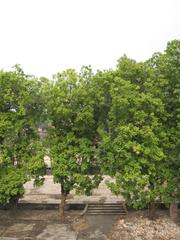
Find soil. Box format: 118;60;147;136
0;209;179;240
108;210;180;240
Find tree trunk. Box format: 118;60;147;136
170;202;178;221
9;197;18;209
149;202;156;220
59;184;66;222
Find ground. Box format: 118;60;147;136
20;175;123;204
0;209;179;240
0;177;179;239
0;209;117;240
109;210;180;240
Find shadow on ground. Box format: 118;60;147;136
0;209;119;240
76;215;118;240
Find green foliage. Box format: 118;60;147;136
97;78;166;208
45;68;102;197
97;40;180;208
0;40;179;210
27;142;46;186
0;66;45;204
0;167;27;204
150;40;180;203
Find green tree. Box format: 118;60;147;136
97;41;179;219
146;40;180;219
0;66;45;205
45;69;102;221
97;74;166;218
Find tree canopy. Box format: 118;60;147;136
0;66;45;204
97;40;180;215
0;40;179;220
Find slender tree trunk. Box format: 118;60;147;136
170;202;178;221
9;197;18;210
59;184;66;222
149;202;156;220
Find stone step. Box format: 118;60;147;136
88;207;124;210
87;207;126;211
86;202;127;215
88;206;124;210
88;203;124;205
88;203;125;207
87;209;126;213
87;212;126;215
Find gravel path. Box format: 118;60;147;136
109;211;180;240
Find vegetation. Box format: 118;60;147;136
43;68;102;221
0;40;179;220
97;40;180;219
0;66;45;204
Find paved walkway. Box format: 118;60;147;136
37;224;77;240
77;215;118;240
0;209;77;240
0;209;118;240
20;175;123;204
0;223;77;240
1;176;124;240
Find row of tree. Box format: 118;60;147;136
0;40;179;221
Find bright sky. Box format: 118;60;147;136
0;0;179;78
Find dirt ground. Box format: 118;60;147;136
0;209;118;240
0;209;179;240
0;209;77;240
0;209;112;239
109;210;180;240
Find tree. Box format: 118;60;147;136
97;41;179;219
0;40;178;221
97;74;166;218
146;40;180;220
45;69;102;221
0;66;45;205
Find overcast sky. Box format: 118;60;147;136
0;0;179;78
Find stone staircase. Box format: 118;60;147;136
86;202;127;215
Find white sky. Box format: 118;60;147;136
0;0;179;78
